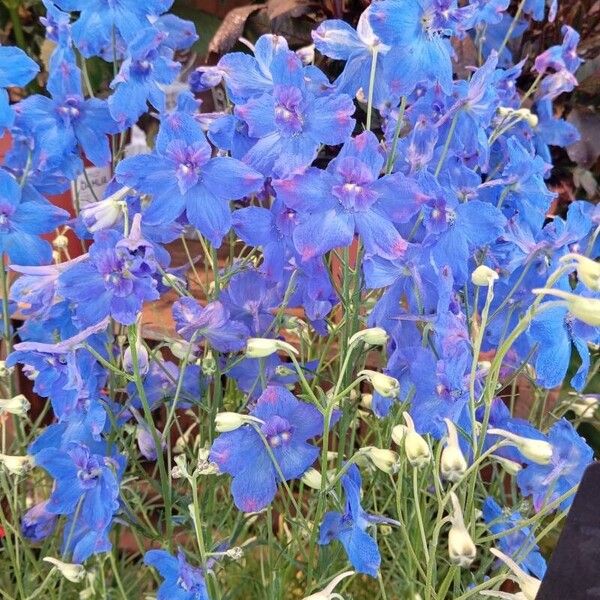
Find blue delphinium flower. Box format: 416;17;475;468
482;497;547;579
312;6;390;107
22;500;58;542
232;41;356;177
35;442;125;562
517;419;593;512
145;549;208;600
210;386;329;512
319;464;397;577
172;297;249;352
273;131;416;260
0;169;69;265
115;109;264;247
17;51;119;167
108;28;181;127
58;215;159;326
0;45;39;129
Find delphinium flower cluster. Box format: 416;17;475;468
0;0;598;598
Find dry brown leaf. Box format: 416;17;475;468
208;4;267;55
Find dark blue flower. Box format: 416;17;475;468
210;386;328;512
145;550;208;600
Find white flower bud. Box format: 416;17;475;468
161;272;187;290
245;338;299;358
447;493;476;567
560;253;600;291
301;468;324;490
514;107;539;128
361;446;399;474
359;370;400;398
0;394;30;416
402;413;431;467
43;557;86;583
391;424;407;445
52;234;69;250
489;548;541;600
441;419;468;482
492;455;523;475
533;288;600;326
0;361;12;378
487;428;553;464
471;265;499;286
571;395;599;419
0;453;34;476
214;412;263;433
360;393;373;410
302;571;354;600
42;556;85;583
348;327;389;347
169;340;198;360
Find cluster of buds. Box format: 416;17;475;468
497;106;539;128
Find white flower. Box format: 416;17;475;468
441;418;468;482
0;394;30;416
245;338;299;358
302;570;355;600
471;265;499;286
43;557;86;583
487;428;553;464
80;186;131;232
402;413;431;467
447;493;476;567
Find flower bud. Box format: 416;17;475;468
245;338;299;358
0;453;34;475
52;234;69;250
201;351;217;376
302;571;354;600
533;288;600;327
0;394;30;416
123;340;149;376
487;428;553;464
489;548;541;599
471;265;499;286
0;361;11;378
43;557;86;583
170;340;198;360
402;413;431;467
361;446;399;474
571;395;599;419
492;455;523;475
301;468;324;490
161;272;188;290
215;412;263;433
441;419;468;482
448;493;476;567
560;253;600;291
275;365;295;377
359;370;400;398
360;392;373;410
349;327;388;347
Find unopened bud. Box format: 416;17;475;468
0;394;30;416
215;412;263;433
161;272;187;290
441;419;468;482
301;468;324;490
246;338;299;358
487;428;553;464
170;340;198;360
560;253;600;291
359;370;400;398
349;327;388;347
302;571;355;600
43;557;86;583
571;395;599;419
52;234;69;250
0;453;33;475
360;393;373;410
492;454;523;475
402;413;431;467
448;493;476;567
533;288;600;326
488;548;541;599
471;265;499;287
361;446;399;473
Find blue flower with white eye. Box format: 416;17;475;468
517;419;593;512
108;28;181;127
115;109;264;247
482;497;547;579
319;464;397;577
0;45;39;129
273;131;417;260
210;386;330;512
0;169;68;265
145;550;208;600
58;216;159;326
